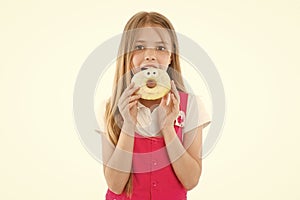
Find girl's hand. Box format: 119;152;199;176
158;80;180;132
117;82;141;134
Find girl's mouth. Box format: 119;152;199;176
141;64;159;70
146;79;157;88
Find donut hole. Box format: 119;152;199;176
146;79;157;88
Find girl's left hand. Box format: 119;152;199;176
158;80;180;130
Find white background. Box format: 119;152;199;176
1;0;299;199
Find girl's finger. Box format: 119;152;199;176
171;93;179;107
170;80;177;94
128;82;135;89
160;96;167;108
119;88;129;104
128;100;138;109
119;91;131;109
119;84;139;108
129;94;142;102
122;82;134;95
118;92;128;107
128;86;140;96
119;101;127;112
120;89;139;110
121;82;135;98
161;93;169;106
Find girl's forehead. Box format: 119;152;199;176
133;27;171;44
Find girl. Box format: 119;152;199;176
101;11;211;200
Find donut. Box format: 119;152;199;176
131;68;171;100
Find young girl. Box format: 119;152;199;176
101;11;211;200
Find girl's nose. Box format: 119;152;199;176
144;48;156;61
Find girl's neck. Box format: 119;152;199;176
139;98;162;112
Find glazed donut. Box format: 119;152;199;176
131;68;171;100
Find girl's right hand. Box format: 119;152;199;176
117;82;141;133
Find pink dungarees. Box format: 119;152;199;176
106;92;188;200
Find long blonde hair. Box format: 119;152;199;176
104;11;186;196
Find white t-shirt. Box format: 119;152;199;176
96;94;211;137
135;94;211;137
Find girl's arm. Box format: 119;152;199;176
102;126;135;194
102;83;141;194
162;125;203;190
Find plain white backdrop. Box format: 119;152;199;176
1;0;299;199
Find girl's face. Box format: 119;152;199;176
131;26;173;74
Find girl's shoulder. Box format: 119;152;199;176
182;92;212;133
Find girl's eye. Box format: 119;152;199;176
135;45;145;50
156;46;166;51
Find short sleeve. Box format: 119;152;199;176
182;94;211;134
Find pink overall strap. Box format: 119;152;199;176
174;91;188;142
